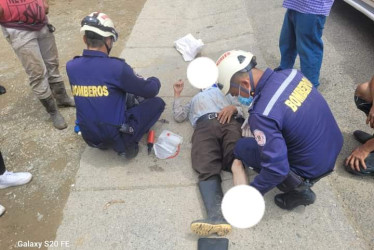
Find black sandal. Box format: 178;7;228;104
0;85;6;95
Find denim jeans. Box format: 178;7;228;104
278;9;326;88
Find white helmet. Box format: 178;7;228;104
80;12;118;42
216;50;257;94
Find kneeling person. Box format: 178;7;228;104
216;50;343;210
67;12;165;159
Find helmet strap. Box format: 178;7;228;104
104;37;113;55
248;70;255;97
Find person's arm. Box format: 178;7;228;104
345;137;374;171
0;4;4;19
119;63;161;98
249;115;289;195
232;159;248;186
43;0;49;14
217;105;237;124
366;76;374;128
173;80;190;123
226;93;244;117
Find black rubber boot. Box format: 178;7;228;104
50;82;75;107
274;182;316;210
120;143;139;160
190;177;231;236
353;130;374;144
40;96;67;130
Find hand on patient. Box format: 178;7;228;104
218;105;237;124
173;80;184;98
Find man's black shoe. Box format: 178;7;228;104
0;85;6;95
344;153;374;176
124;143;139;159
274;184;316;210
353;130;374;144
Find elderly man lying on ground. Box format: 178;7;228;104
172;75;248;237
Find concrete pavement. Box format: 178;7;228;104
53;0;374;249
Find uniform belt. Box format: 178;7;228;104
196;112;218;125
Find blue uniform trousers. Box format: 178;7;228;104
234;138;303;193
81;97;165;154
122;97;165;147
278;9;326;88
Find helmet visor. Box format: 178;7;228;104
229;82;250;95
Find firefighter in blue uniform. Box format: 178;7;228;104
66;12;165;159
216;50;343;210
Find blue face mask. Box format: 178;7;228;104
238;95;253;106
238;83;253;106
230;68;256;106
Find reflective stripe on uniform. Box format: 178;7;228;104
263;69;297;116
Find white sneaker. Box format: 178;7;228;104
0;204;5;216
0;171;32;189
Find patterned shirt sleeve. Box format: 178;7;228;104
173;98;191;123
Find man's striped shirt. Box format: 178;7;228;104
283;0;335;16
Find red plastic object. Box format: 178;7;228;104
147;130;155;154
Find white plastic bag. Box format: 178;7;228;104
174;34;204;61
154;130;183;159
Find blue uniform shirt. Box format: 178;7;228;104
248;68;343;194
66;50;161;148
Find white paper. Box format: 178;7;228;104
174;34;204;61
